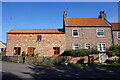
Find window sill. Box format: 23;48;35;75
13;55;21;56
36;40;41;42
118;39;120;40
97;36;104;38
72;36;79;38
54;54;60;56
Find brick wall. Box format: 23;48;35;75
6;34;66;56
65;27;112;49
113;31;120;45
70;54;99;63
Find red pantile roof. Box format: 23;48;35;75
65;17;110;26
7;29;64;34
111;22;120;30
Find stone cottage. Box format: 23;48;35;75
111;22;120;45
6;11;118;56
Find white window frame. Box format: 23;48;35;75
72;29;79;37
73;44;79;50
97;29;104;37
85;44;91;49
97;43;106;52
117;32;120;40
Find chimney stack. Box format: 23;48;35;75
63;11;67;19
99;11;106;20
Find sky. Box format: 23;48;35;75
2;2;119;43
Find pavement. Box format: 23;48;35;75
1;61;120;80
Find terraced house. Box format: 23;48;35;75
6;11;119;56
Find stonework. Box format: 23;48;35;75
6;34;66;56
65;27;113;49
113;31;120;45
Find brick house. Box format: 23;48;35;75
6;11;114;56
111;22;120;45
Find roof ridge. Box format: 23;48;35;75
111;22;120;23
11;29;60;30
67;17;99;18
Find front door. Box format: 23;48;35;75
28;47;34;56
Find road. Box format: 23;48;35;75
1;61;120;80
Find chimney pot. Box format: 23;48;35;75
99;11;106;19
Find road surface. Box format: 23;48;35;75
1;61;120;80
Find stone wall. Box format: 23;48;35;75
65;27;113;49
6;34;66;56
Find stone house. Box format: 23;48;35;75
6;11;116;56
111;22;120;45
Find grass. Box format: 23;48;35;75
92;62;105;66
69;62;105;66
69;63;85;66
108;62;120;66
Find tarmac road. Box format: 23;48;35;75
1;61;120;80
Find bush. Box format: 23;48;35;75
105;59;115;63
22;51;27;56
108;45;120;57
61;49;99;57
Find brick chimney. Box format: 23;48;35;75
63;11;67;32
63;11;67;19
99;11;106;20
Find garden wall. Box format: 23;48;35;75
2;56;71;65
70;54;99;63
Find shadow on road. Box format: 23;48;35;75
21;64;120;79
2;72;22;80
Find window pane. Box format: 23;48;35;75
97;30;103;32
73;30;78;36
14;48;17;55
73;44;79;50
14;47;21;55
74;44;79;46
98;44;102;51
53;47;60;55
18;48;21;55
97;29;104;36
57;48;59;54
118;32;120;39
75;47;79;50
86;44;90;49
37;35;41;40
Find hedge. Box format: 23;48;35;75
108;45;120;57
60;49;99;57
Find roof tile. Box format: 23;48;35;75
7;29;64;34
111;22;120;30
65;17;109;26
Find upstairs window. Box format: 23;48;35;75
37;35;41;41
97;29;104;37
97;43;106;52
73;44;79;50
118;32;120;40
85;44;91;49
14;47;21;55
72;29;79;37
